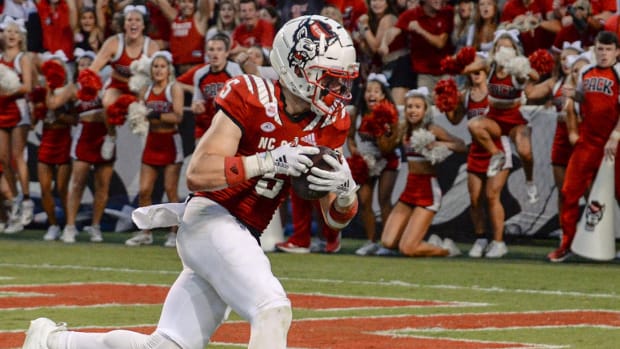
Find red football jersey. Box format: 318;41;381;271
196;75;349;232
577;64;620;145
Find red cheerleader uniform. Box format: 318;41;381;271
487;66;527;135
71;96;111;163
106;34;152;94
142;83;183;166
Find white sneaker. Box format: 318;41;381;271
61;225;78;244
21;199;34;226
163;232;176;248
0;222;5;233
427;234;443;247
125;231;153;246
374;246;399;256
84;225;103;242
22;317;67;349
487;152;506;177
442;238;462;257
485;240;508;258
468;238;488;258
100;135;116;160
43;225;61;241
4;219;23;234
355;241;380;256
526;182;539;204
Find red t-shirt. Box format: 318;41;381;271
500;0;555;55
552;24;599;51
232;19;275;49
396;6;454;75
564;0;617;15
147;2;171;42
196;75;349;232
37;0;74;60
325;0;368;32
170;16;205;65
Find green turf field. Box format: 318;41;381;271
1;230;620;348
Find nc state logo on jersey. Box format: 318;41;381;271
265;102;278;117
288;17;339;69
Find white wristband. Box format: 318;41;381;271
242;152;274;178
610;130;620;142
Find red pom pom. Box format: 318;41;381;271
106;94;137;126
77;69;103;101
359;100;398;137
41;60;66;89
29;86;47;104
346;154;369;185
528;49;554;76
433;78;459;113
440;56;461;75
456;46;477;68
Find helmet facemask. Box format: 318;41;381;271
304;65;357;117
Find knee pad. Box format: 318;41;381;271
248;305;292;349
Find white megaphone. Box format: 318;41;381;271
571;159;616;261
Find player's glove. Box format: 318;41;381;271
307;153;359;207
245;144;319;178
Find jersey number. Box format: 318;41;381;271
219;78;241;99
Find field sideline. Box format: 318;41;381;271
1;230;620;349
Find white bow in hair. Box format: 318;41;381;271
367;73;389;87
151;50;173;64
493;29;520;45
74;48;96;60
0;16;26;33
566;51;593;68
123;4;147;15
42;50;69;63
405;86;429;98
562;40;584;53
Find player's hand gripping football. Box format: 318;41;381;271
268;144;320;177
307;153;359;207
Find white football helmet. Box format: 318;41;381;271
270;15;359;117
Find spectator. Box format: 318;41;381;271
357;0;412;107
377;87;466;257
63;48;110;243
205;0;238;41
125;51;183;248
380;0;455;91
548;31;619;262
349;74;401;256
73;6;105;53
235;44;277;80
3;0;44;52
326;0;368;33
452;0;475;51
259;5;281;31
450;55;514;258
467;30;540;209
230;0;275;57
0;17;33;234
38;53;75;241
473;0;500;52
145;0;172;50
551;0;599;51
500;0;560;55
155;0;210;75
36;0;78;60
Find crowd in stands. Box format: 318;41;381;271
0;0;618;261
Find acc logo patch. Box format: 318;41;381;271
261;122;276;133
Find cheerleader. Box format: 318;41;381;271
62;48;109;244
86;5;159;160
467;29;540;203
450;54;514;258
0;17;33;234
37;53;76;241
378;87;466;257
348;73;401;256
125;51;183;248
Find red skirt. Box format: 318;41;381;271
39;127;72;165
142;130;184;166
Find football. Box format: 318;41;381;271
291;145;340;200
